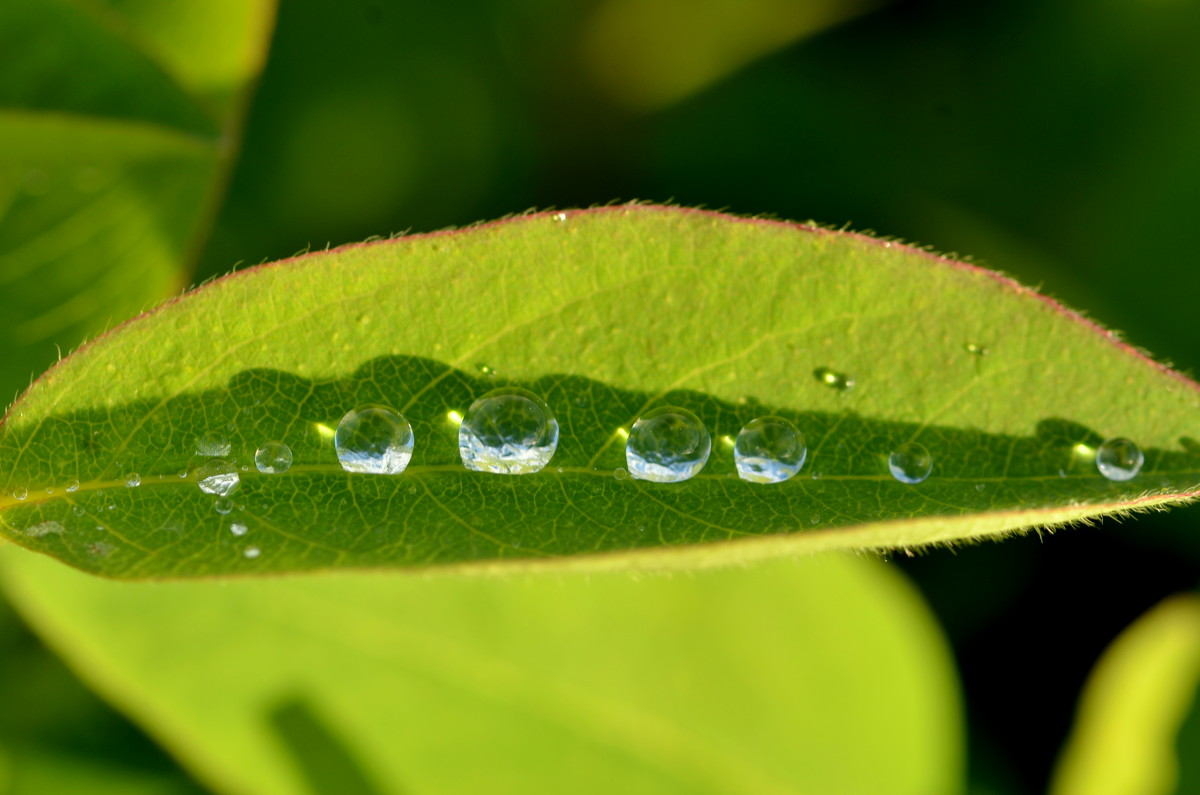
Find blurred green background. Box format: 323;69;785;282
5;0;1200;792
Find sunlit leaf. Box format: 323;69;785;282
1;207;1198;578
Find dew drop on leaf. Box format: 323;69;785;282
888;442;933;484
230;522;248;537
254;441;293;474
124;472;141;488
243;546;261;559
196;431;231;457
335;406;414;475
12;487;27;501
814;367;855;391
214;497;234;515
734;417;807;484
625;407;711;483
196;459;240;496
964;342;989;356
458;388;559;475
65;480;79;493
1096;438;1144;481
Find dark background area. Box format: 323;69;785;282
7;0;1200;791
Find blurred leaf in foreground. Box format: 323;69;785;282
0;549;964;795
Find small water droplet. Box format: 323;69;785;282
810;514;820;525
214;496;234;514
72;505;86;517
964;343;989;356
124;472;141;488
476;363;498;378
66;480;80;492
975;483;986;492
335;405;414;474
177;469;188;478
106;503;116;511
88;542;114;558
459;388;559;475
734;417;806;484
551;211;568;223
614;467;630;481
625;407;711;483
255;441;293;474
13;487;28;501
230;522;248;537
888;442;933;484
814;367;855;391
811;471;823;481
196;458;240;496
408;485;418;495
1096;438;1143;481
243;546;261;559
196;431;231;457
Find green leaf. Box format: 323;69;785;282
0;548;965;795
2;206;1198;579
1049;594;1200;795
0;0;275;407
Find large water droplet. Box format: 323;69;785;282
255;441;293;474
814;367;855;391
196;458;240;496
734;417;806;484
458;388;558;474
196;431;231;457
1096;438;1143;481
625;407;711;483
888;442;933;484
335;406;414;474
124;472;141;488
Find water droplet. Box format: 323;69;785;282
65;480;80;493
255;441;293;474
734;417;806;484
12;487;28;501
810;515;820;525
625;407;711;483
243;546;261;559
614;467;630;481
811;471;823;481
196;458;240;496
335;406;414;474
214;496;234;515
476;363;498;378
72;505;86;517
888;442;933;484
551;211;568;223
88;542;114;558
196;431;231;457
459;388;559;475
124;472;141;488
1096;438;1143;481
230;522;248;537
964;342;989;356
814;367;855;391
106;503;116;511
975;483;986;492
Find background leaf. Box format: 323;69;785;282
1049;594;1200;795
2;207;1198;578
0;0;275;408
0;548;964;795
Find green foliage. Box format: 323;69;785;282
0;548;963;795
3;208;1197;578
